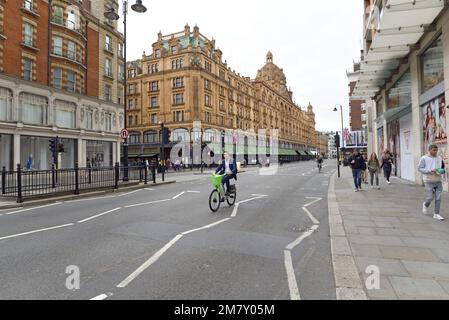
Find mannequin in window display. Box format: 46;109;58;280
425;104;436;146
26;154;33;170
438;99;447;142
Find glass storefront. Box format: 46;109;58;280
0;134;12;170
20;136;52;170
387;69;411;109
86;140;112;167
20;136;76;170
421;34;444;93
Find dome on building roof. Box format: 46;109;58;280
256;51;291;100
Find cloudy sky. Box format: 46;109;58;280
120;0;364;132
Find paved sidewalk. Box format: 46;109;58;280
330;167;449;300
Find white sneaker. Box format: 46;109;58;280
422;203;429;215
434;214;445;221
355;189;359;192
387;181;391;185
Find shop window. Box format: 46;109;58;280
421;34;444;93
387;69;411;109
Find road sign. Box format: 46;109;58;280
120;128;129;139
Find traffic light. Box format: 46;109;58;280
49;136;59;164
334;133;340;148
58;143;65;153
162;128;171;144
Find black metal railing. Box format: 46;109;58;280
1;163;157;203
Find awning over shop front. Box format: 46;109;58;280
353;0;445;99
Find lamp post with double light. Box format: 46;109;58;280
333;104;344;178
104;0;147;181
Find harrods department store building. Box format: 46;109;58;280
125;25;318;163
0;0;125;170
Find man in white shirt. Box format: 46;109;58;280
418;144;445;221
215;151;237;195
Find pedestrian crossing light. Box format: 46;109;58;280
334;133;340;148
49;136;59;161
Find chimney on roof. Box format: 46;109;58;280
158;31;162;41
184;23;190;36
211;38;216;48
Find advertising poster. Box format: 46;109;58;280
377;127;384;158
422;95;448;190
387;120;401;177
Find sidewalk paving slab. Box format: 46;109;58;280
329;167;449;300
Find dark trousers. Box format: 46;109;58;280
352;169;362;189
383;168;392;181
222;175;232;191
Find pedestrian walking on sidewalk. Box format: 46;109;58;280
361;154;369;184
381;150;393;184
348;149;365;192
368;152;381;189
419;144;446;221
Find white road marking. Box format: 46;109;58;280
145;188;155;191
284;250;301;300
90;293;112;300
117;217;233;289
172;192;186;200
0;223;74;241
64;196;115;203
187;191;201;193
231;195;267;217
286;225;319;251
124;199;171;208
181;218;231;235
231;204;240;218
117;234;184;288
302;207;320;225
77;207;121;224
304;197;323;208
5;202;62;215
118;190;142;197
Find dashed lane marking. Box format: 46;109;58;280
77;208;121;224
5;202;62;216
0;223;74;242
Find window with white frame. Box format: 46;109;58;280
104;84;112;102
52;68;62;89
173;77;183;88
105;113;113;132
54;100;75;129
67;71;76;92
23;58;33;81
24;23;34;47
118;43;124;58
0;87;13;121
67;10;76;30
52;36;63;56
67;41;76;60
19;92;48;125
53;6;64;25
105;58;112;77
84;109;93;129
24;0;33;11
105;35;112;51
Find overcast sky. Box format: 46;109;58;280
119;0;364;132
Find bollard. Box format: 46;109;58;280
17;164;23;203
114;162;119;189
74;163;80;195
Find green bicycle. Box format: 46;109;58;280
209;174;237;213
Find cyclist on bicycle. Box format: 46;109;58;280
215;151;238;196
317;154;324;170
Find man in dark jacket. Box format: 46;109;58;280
348;149;366;192
215;151;238;195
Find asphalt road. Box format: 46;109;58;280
0;161;336;300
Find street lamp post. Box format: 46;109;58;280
104;0;147;182
160;122;165;182
333;104;344;178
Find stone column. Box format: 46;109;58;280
77;138;84;167
13;133;20;167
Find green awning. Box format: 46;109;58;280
298;151;307;156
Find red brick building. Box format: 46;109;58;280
347;60;366;131
0;0;125;170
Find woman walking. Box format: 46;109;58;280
381;150;394;184
368;153;381;189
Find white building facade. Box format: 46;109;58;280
0;74;123;170
353;2;449;189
